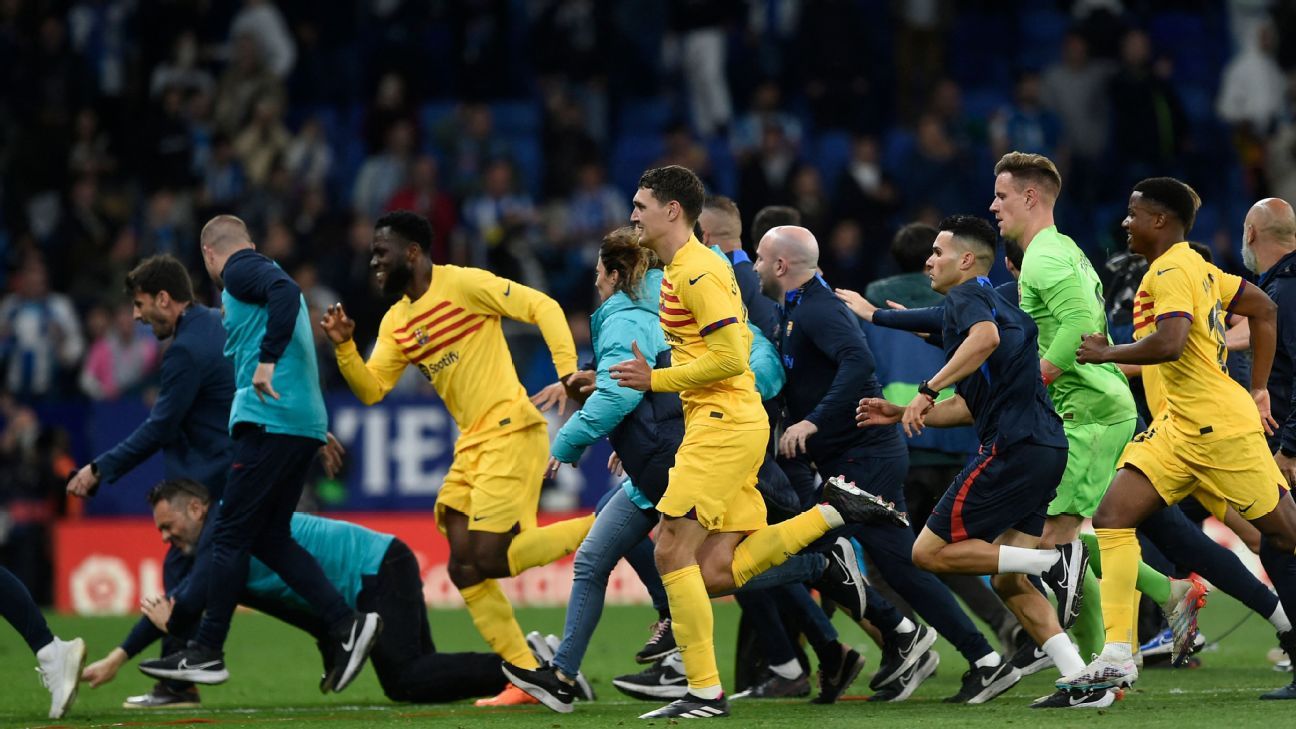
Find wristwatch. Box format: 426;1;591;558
918;380;940;400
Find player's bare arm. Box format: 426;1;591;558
1076;316;1191;365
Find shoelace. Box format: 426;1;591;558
35;665;54;691
646;620;670;645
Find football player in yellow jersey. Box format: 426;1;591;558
319;211;595;707
610;166;908;719
1064;177;1296;699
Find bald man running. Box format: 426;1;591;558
755;226;1008;703
140;216;381;692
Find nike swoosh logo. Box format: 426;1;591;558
177;658;221;670
688;273;708;285
1240;499;1257;514
980;674;1000;688
1156;268;1175;275
341;623;358;652
473;514;487;521
660;674;685;685
504;283;512;296
1070;694;1096;706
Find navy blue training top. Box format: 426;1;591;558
779;275;906;459
942;277;1066;449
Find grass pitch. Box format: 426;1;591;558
2;593;1292;728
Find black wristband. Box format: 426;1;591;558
1280;446;1296;459
918;380;939;400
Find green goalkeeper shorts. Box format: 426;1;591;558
1048;418;1137;518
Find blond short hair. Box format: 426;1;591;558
994;152;1062;199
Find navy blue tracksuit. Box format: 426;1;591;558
778;275;995;664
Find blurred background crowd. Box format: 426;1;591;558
1;0;1294;602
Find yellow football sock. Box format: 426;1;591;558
731;508;831;588
662;565;720;692
1130;588;1143;656
460;579;536;669
1095;527;1141;646
506;514;596;576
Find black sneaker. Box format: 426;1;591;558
139;644;229;685
811;644;866;704
639;694;730;719
870;624;937;690
1260;680;1296;700
326;612;382;693
501;662;576;713
732;672;810;699
613;651;688;700
636;619;677;664
541;633;595;701
1041;540;1089;630
1009;639;1054;676
943;661;1021;704
872;650;940;702
1030;687;1118;708
123;683;201;709
824;476;910;528
812;537;868;621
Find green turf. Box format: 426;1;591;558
1;593;1292;728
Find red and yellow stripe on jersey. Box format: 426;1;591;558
1132;242;1260;441
335;265;577;451
649;237;765;429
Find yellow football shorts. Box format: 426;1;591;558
657;423;768;533
436;423;549;534
1119;415;1288;521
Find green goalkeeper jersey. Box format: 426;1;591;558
1018;226;1137;425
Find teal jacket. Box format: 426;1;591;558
220;249;328;442
246;513;394;611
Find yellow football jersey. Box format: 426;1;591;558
650;237;765;429
1132;242;1259;441
335;265;577;451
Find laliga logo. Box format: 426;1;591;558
69;556;133;615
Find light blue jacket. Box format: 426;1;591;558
551;270;668;464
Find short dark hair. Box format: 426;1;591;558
638;165;705;223
1004;237;1025;270
375;210;434;253
1187;241;1213;263
891;223;939;273
751;205;801;247
125;255;194;303
1133;177;1201;233
147;478;211;507
939;215;998;257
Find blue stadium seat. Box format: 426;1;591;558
418;102;457;139
813;131;853;198
491;100;542;136
962;87;1012;122
704;138;737;197
1150;11;1223;90
882;129;915;175
611;133;666;197
505;135;543;198
616;96;677;136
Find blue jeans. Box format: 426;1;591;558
553;488;661;677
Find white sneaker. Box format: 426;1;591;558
36;637;87;719
1056;649;1138;691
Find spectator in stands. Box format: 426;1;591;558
561;162;627;249
49;175;113;294
11;15;91;197
137;190;193;267
902;113;972;219
143;87;197;191
817;219;869;289
228;0;296;80
1109;29;1188;183
67;107;116;179
1041;32;1116;225
833;134;900;249
461;158;540;279
731;80;803;160
667;0;736;136
0;256;85;400
362;72;415;155
353;119;415;218
989;71;1062;160
794;0;876;130
385;156;456;262
438;102;511;197
213;30;284;135
69;224;139;312
738;122;803;233
233;96;290;187
283;116;333;189
654;121;713;185
79;301;159;401
894;0;951;122
1218;21;1287;194
926;77;975;150
789;166;829;236
541;93;600;198
863;222;942;308
199;134;247;214
149;30;214;98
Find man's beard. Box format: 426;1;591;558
1242;242;1259;273
382;263;413;296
